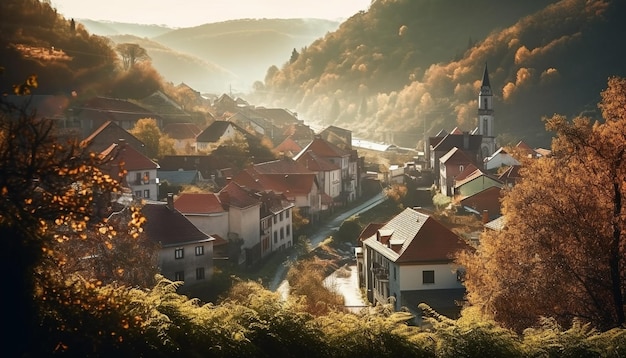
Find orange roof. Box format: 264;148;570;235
232;167;316;198
297;137;349;159
218;181;261;209
295;151;340;172
174;193;225;214
99;142;158;181
275;136;303;154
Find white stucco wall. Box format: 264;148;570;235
399;263;464;290
184;213;229;239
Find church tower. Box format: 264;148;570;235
478;63;496;158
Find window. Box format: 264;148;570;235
423;270;435;284
135;172;141;185
273;216;277;224
195;245;204;256
279;212;283;221
196;267;205;280
143;189;150;198
280;228;284;240
274;231;278;244
286;224;291;236
174;271;184;281
143;171;150;184
286;209;290;218
459;165;464;173
175;248;184;259
135;190;142;198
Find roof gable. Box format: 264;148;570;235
295;151;340;172
196;121;234;143
440;147;473;165
363;208;469;264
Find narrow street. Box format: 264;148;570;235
270;191;386;292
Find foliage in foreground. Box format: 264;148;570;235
33;278;626;357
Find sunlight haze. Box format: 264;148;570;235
51;0;373;27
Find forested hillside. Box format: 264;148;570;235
253;0;626;148
0;0;163;99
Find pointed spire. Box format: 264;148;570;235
481;62;491;88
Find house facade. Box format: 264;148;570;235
360;208;470;319
232;158;321;223
439;147;474;197
99;140;160;200
297;137;359;205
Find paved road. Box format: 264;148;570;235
270;191;386;291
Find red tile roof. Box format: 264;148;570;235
297;137;349;158
275;136;303;155
295;151;340;172
459;186;503;218
99;142;158;184
218;181;261;209
440;147;473;165
174;193;225;214
232;167;316;197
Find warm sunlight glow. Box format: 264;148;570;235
51;0;372;28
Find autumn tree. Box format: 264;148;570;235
115;43;150;71
459;77;626;332
0;92;124;354
129;118;175;159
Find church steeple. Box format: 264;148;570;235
481;62;491;89
478;62;496;159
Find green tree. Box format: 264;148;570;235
459;77;626;332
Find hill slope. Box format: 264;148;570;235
109;35;237;93
252;0;626;148
153;18;340;92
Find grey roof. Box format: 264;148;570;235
158;170;201;186
485;215;506;231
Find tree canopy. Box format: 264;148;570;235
459;76;626;332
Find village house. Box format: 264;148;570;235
359;207;471;321
162;122;202;153
70;96;164;138
439;147;475;197
231;157;322;223
81;120;146;155
99;139;160;201
453;167;503;198
296;136;359;205
142;195;215;285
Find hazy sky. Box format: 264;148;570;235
51;0;372;28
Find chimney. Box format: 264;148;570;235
166;193;174;210
463;131;469;150
482;210;489;224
